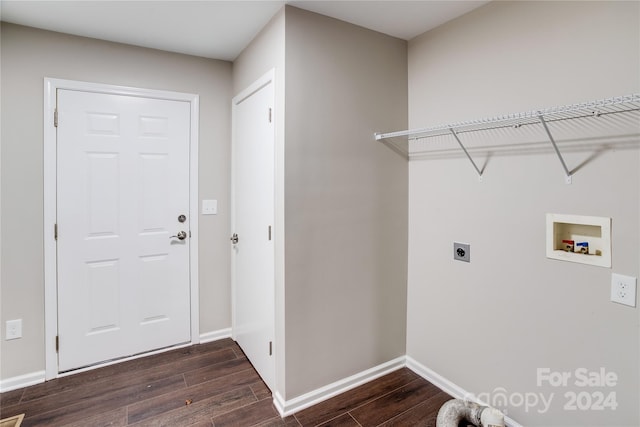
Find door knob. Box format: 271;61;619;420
230;233;239;244
170;231;187;240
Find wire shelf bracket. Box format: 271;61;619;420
538;114;572;184
449;127;483;181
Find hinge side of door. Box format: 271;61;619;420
54;109;58;128
56;335;59;352
54;223;58;240
269;341;273;356
268;225;272;241
268;108;272;123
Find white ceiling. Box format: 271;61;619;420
0;1;488;61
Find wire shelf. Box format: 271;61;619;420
374;94;640;182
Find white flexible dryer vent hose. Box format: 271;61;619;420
436;399;505;427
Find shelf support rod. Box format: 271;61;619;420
538;115;572;182
449;128;483;178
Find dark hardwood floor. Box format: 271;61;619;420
0;339;452;426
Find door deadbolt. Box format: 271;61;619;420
178;214;187;223
230;233;239;244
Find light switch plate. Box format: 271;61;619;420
202;200;217;215
6;319;22;340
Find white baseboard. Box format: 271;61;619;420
0;346;518;427
406;356;523;427
274;356;406;417
199;328;232;344
405;355;470;399
0;370;45;393
0;331;231;393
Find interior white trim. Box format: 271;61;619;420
405;355;469;400
0;370;46;393
405;356;523;427
0;331;232;392
199;328;233;344
43;77;200;380
273;355;524;424
1;349;520;427
273;356;406;417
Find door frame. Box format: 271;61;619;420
230;69;276;362
43;78;200;380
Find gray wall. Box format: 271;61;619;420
284;7;408;399
1;9;409;401
0;23;233;380
232;6;409;401
406;2;640;426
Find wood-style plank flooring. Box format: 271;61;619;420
0;339;452;426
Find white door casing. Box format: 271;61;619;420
44;79;200;378
231;70;276;390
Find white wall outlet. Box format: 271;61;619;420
6;319;22;340
611;273;637;307
202;199;218;215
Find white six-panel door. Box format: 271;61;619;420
232;74;276;390
56;89;192;371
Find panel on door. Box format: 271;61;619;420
232;78;276;390
56;89;191;372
